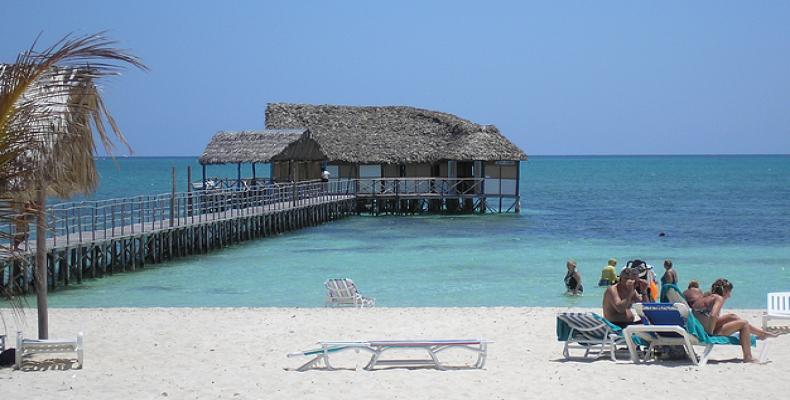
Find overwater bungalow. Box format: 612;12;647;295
198;128;326;188
199;103;527;213
265;103;527;189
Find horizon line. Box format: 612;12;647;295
95;153;790;159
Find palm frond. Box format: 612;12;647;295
0;32;147;199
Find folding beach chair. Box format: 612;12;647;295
762;292;790;329
15;331;84;369
623;303;766;366
324;278;375;308
288;339;490;371
556;312;626;361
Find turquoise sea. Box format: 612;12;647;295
37;156;790;308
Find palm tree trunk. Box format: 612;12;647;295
35;175;48;339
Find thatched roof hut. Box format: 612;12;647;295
198;129;326;165
264;103;527;164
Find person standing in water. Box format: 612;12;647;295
598;258;618;286
564;259;583;295
661;259;678;285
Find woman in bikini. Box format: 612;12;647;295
564;259;583;296
690;278;776;362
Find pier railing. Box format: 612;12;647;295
3;179;354;251
1;177;511;252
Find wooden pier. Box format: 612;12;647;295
1;178;519;295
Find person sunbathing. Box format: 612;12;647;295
683;280;703;305
689;278;777;362
603;267;650;328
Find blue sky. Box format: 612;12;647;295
2;0;789;155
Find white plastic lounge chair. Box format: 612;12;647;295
762;292;790;329
556;312;625;361
324;278;375;308
288;339;490;371
15;331;84;369
623;303;767;367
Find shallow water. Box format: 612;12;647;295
32;156;790;308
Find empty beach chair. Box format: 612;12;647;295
762;292;790;329
15;331;84;369
288;339;490;371
324;278;375;308
623;303;765;367
556;312;625;361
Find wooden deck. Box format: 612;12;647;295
39;194;354;251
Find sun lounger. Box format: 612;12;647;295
15;331;84;369
324;278;375;308
659;283;687;305
623;303;765;366
288;339;490;371
762;292;790;329
556;312;627;361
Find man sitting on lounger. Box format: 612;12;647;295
603;267;650;328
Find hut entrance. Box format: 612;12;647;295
457;161;475;211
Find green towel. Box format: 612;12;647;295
656;286;757;347
684;310;757;346
659;283;686;303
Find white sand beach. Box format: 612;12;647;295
1;307;788;399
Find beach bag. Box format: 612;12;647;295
648;279;659;302
0;348;15;367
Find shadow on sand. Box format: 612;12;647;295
18;358;81;372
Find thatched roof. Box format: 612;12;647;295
198;129;326;165
265;103;527;164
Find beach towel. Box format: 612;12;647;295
659;283;685;303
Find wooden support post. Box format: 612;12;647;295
237;163;242;190
170;167;176;227
514;160;521;213
480;162;486;213
498;165;503;213
187;166;193;217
